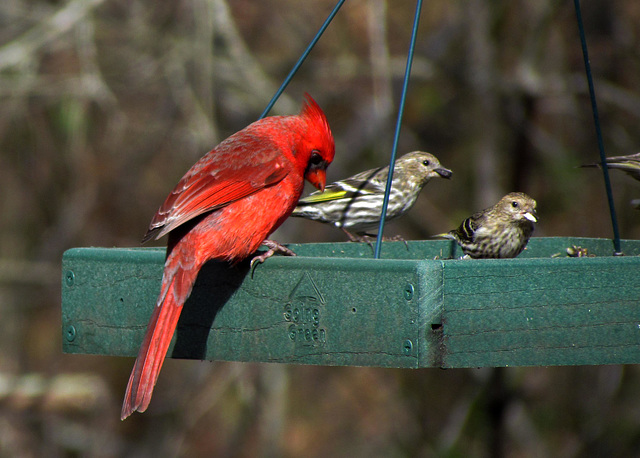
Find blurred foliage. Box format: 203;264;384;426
1;0;640;456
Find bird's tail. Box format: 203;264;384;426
121;262;197;420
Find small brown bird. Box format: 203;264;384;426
436;192;538;259
581;152;640;181
582;153;640;209
292;151;452;240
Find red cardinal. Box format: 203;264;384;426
121;94;334;419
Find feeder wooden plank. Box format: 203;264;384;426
61;238;640;368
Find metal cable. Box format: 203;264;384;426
573;0;622;255
374;0;423;259
259;0;347;120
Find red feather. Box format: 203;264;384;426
121;95;334;419
142;134;291;242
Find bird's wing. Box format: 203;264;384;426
456;214;484;242
297;167;384;204
582;152;640;169
144;136;289;242
297;188;350;203
605;152;640;164
604;161;640;179
582;153;640;181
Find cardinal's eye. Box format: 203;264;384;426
309;151;323;165
422;160;431;166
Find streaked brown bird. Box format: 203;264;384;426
291;151;452;240
582;152;640;209
581;152;640;181
436;192;538;259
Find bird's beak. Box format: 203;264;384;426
523;211;537;223
305;168;327;192
436;167;452;179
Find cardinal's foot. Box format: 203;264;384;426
250;240;296;268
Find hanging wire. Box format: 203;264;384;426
259;0;347;120
573;0;622;255
373;0;423;259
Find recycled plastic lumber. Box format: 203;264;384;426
61;237;640;368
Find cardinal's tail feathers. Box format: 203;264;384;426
121;265;196;420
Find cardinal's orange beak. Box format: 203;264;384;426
305;168;327;192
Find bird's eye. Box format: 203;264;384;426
511;201;519;208
422;160;431;166
309;151;323;166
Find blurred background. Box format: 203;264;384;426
2;0;640;456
